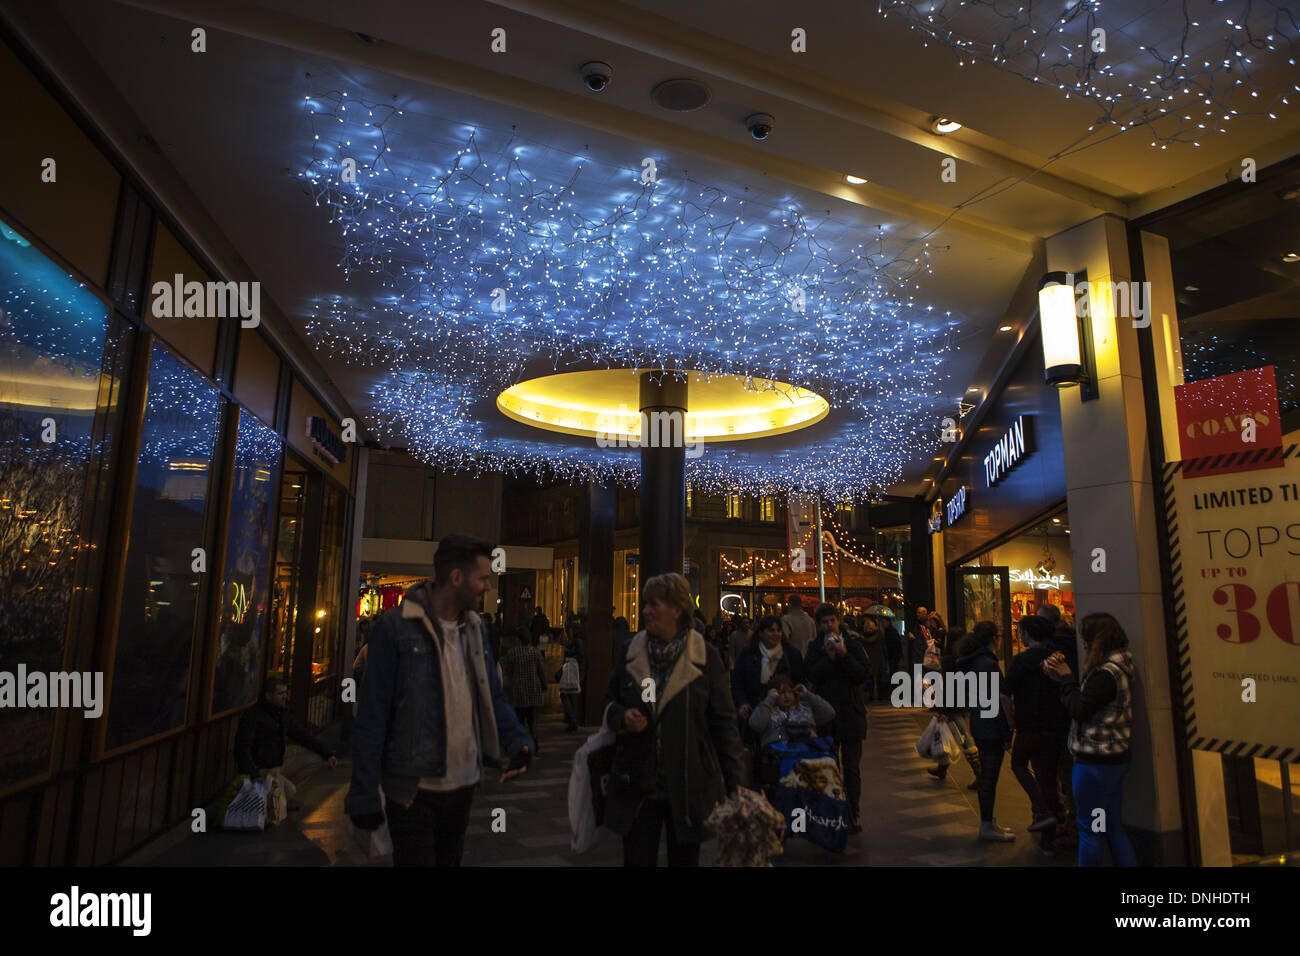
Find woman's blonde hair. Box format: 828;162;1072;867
641;572;695;632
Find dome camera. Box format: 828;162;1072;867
745;112;775;141
581;61;613;92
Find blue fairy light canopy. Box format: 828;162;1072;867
298;91;965;498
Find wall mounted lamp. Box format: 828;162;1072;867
1037;269;1098;402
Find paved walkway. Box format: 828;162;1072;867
123;705;1077;867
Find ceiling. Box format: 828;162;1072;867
32;0;1300;497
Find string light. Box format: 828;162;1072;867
877;0;1298;145
298;92;963;498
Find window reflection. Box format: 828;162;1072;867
0;217;110;785
267;462;307;692
211;409;280;716
106;344;221;750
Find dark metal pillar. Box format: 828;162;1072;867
638;373;687;581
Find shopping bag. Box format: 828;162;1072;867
938;721;963;762
915;717;940;758
569;704;616;854
346;787;393;859
770;756;849;853
265;775;288;826
222;777;269;832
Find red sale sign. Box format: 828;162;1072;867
1174;366;1283;477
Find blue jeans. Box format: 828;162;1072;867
1073;761;1137;866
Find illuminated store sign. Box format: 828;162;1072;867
984;416;1032;487
306;416;346;465
945;486;968;527
1009;568;1071;590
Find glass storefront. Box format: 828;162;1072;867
0;216;113;784
268;459;307;689
950;507;1071;663
211;408;281;717
106;343;222;751
613;547;639;628
1138;159;1300;863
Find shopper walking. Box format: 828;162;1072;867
503;628;549;755
805;604;869;834
346;534;533;866
859;615;890;702
603;572;742;867
1006;615;1069;852
1042;611;1138;867
1039;602;1079;845
779;594;816;657
957;621;1015;842
925;626;981;787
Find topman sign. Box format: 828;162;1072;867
983;416;1032;487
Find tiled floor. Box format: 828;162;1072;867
123;706;1078;867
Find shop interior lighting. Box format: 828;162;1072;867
844;174;869;184
929;117;963;134
1037;270;1099;401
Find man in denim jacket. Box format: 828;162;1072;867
346;534;533;865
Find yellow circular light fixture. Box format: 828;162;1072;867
497;370;830;442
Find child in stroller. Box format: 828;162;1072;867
748;675;836;789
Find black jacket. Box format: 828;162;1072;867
731;641;805;711
234;699;333;775
805;632;869;741
1005;646;1070;735
957;646;1011;743
603;630;742;843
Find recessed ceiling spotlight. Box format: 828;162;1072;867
930;116;963;135
1052;517;1062;524
967;386;979;392
844;174;868;185
1283;252;1300;263
999;324;1013;332
1184;285;1199;291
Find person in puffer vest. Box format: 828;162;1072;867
1042;611;1137;867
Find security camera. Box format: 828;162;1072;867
745;112;775;141
581;61;613;93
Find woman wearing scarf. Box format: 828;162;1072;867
603;572;743;866
731;615;807;723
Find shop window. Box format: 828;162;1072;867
0;216;112;785
267;461;307;694
106;344;222;750
760;496;776;522
725;492;743;519
307;482;347;728
210;409;281;717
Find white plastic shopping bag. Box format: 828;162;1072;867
347;787;393;859
223;778;269;832
569;703;616;854
938;721;963;762
915;716;940;759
